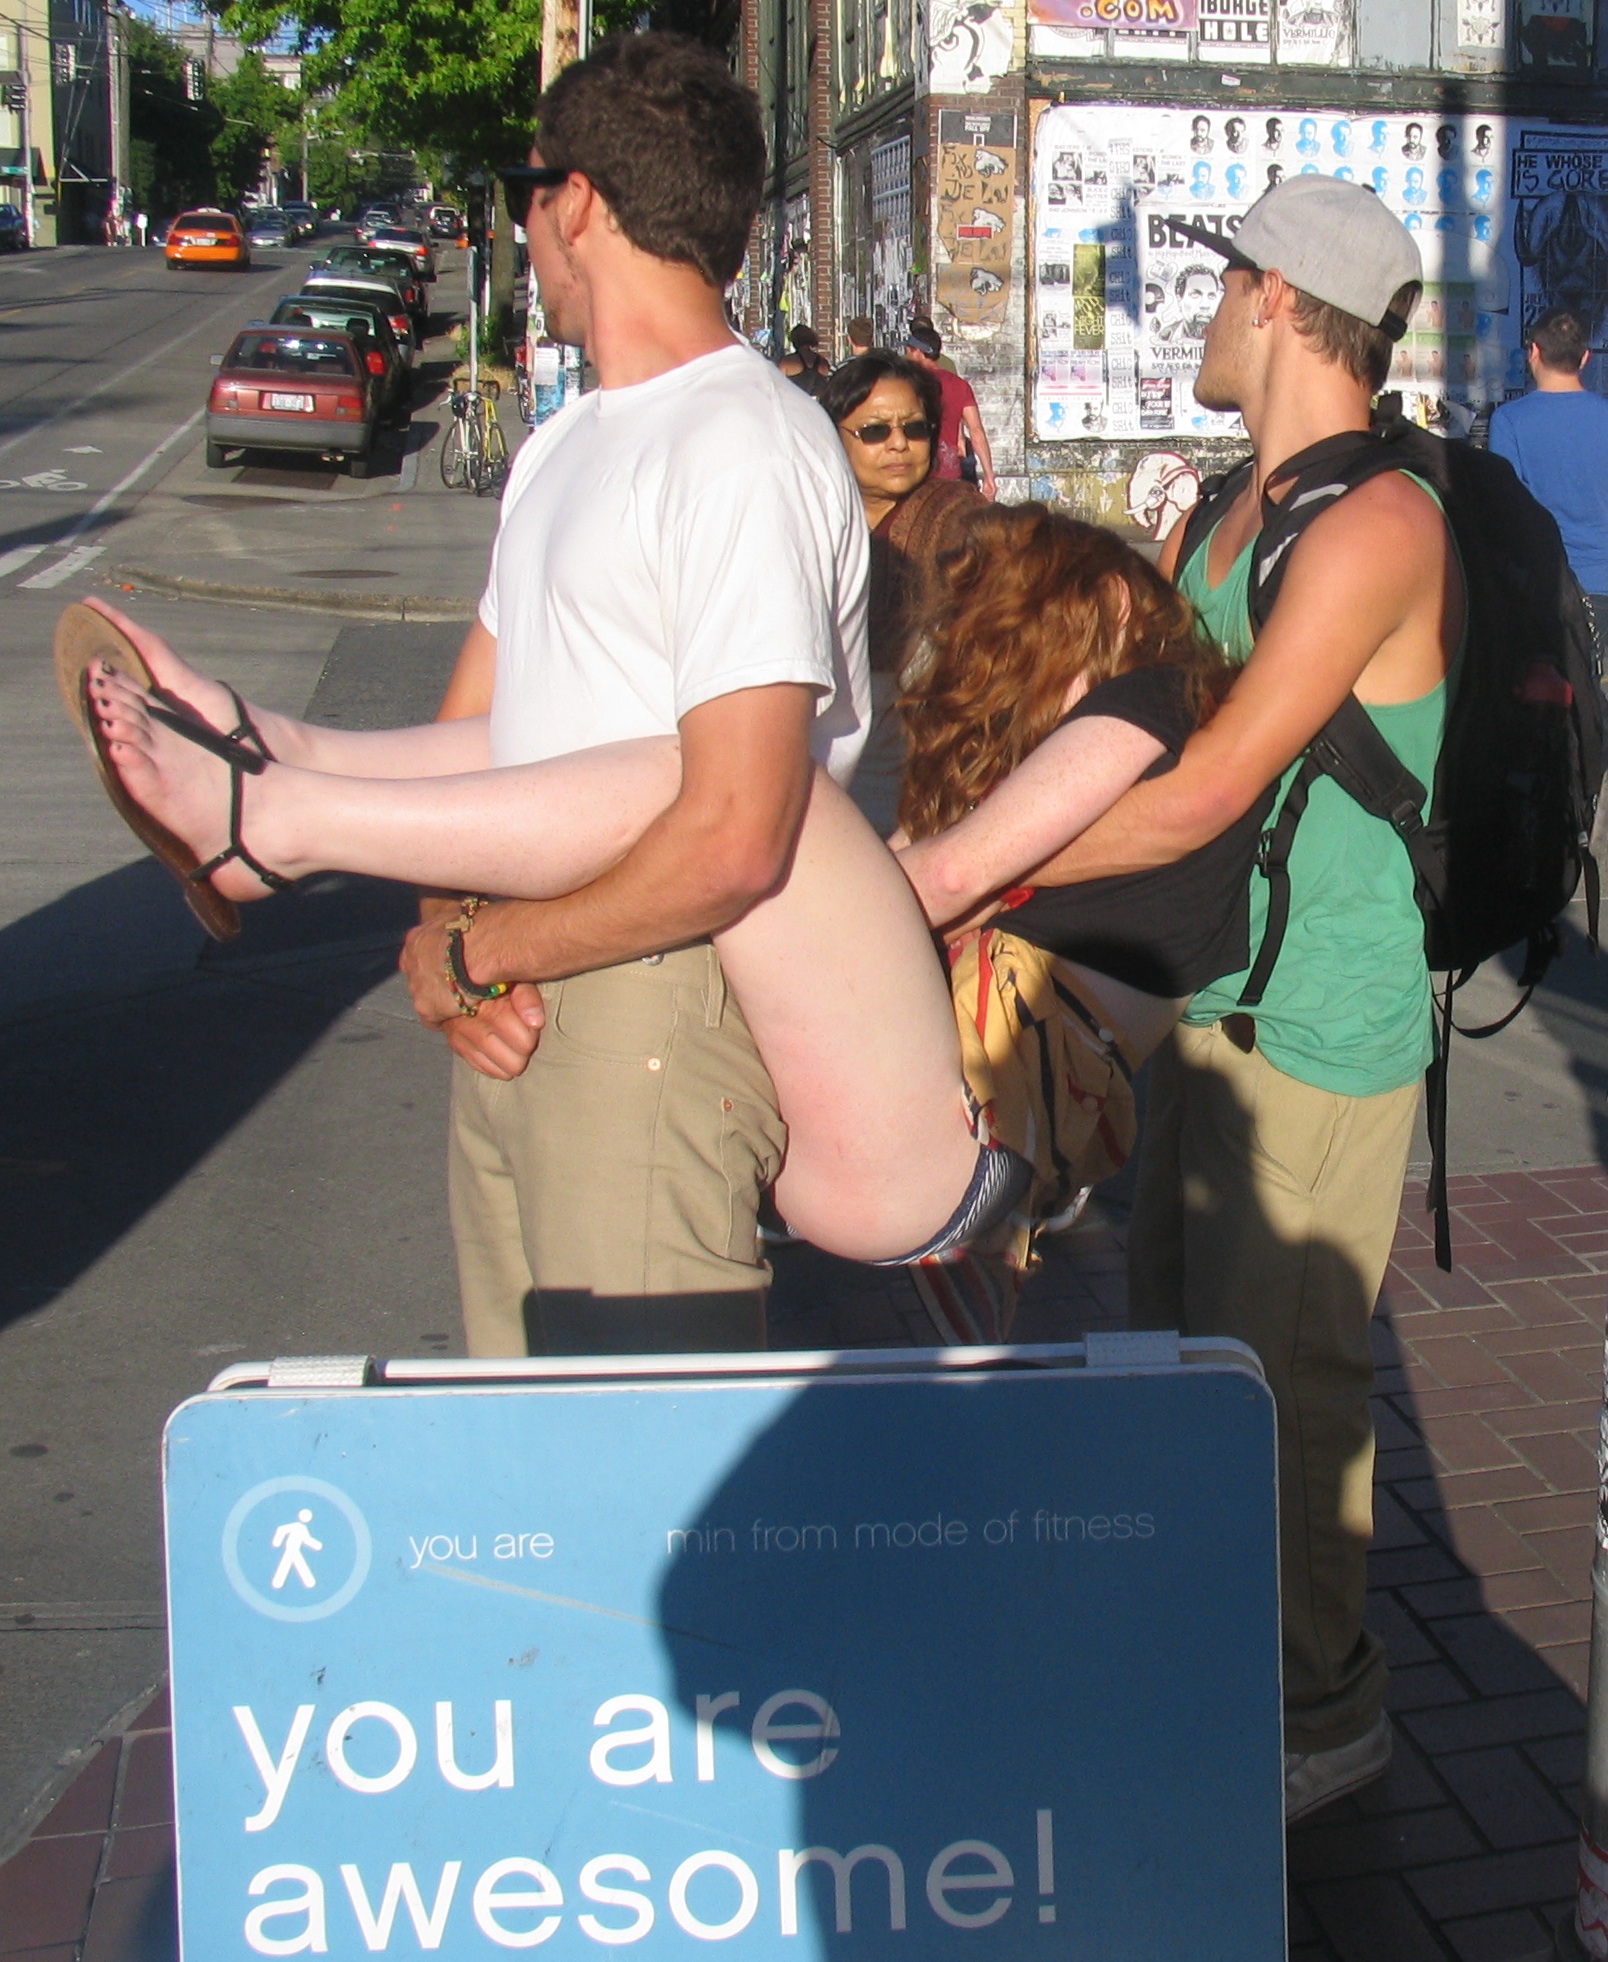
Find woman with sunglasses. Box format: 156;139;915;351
818;352;979;836
64;496;1261;1284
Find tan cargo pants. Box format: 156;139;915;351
448;944;786;1358
1128;1019;1419;1755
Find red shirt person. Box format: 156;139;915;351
905;324;997;499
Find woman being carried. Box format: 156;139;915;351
60;503;1261;1275
890;506;1268;1328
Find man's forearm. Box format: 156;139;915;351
461;796;798;986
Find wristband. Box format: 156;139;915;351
443;895;511;1018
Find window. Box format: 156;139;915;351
227;334;360;378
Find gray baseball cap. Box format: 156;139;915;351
1166;176;1423;341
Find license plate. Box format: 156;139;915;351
263;392;313;412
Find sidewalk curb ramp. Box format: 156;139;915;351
108;564;476;623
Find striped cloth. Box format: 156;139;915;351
911;926;1142;1344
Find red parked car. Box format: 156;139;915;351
206;325;379;476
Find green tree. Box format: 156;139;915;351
210;51;298;205
125;17;217;218
215;1;544;165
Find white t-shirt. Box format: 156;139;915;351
479;342;870;784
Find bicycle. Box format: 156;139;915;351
507;338;535;427
439;375;509;494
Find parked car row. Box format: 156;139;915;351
0;203;26;252
204;239;430;474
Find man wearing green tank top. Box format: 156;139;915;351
1036;179;1453;1820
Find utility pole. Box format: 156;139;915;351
17;49;31;247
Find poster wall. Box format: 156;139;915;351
1031;105;1603;446
936;109;1018;326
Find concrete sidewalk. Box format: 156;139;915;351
3;1173;1606;1961
102;353;517;621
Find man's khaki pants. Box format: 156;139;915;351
1129;1020;1419;1755
448;945;786;1358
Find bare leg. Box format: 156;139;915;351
90;676;979;1261
716;768;978;1261
82;598;492;780
92;665;682;900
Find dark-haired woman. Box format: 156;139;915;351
818;352;979;834
65;508;1261;1280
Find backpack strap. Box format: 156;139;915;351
1239;694;1439;1005
1174;458;1252;587
1246;425;1421;634
1237;753;1321;1009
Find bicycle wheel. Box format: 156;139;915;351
478;412;509;495
461;411;488;494
439;414;470;489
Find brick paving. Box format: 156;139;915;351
2;1169;1605;1960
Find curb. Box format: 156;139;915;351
107;564;476;623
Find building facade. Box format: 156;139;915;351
744;0;1608;532
0;0;129;245
0;0;57;242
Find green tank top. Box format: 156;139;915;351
1178;476;1451;1097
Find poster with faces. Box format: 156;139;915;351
1031;105;1567;443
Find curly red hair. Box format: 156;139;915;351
897;503;1228;840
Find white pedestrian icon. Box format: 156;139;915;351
270;1509;324;1591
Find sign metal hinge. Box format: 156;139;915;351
1083;1330;1182;1370
266;1354;377;1389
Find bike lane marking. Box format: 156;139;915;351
5;405;205;585
20;543;103;589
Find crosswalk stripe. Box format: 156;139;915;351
20;543;105;589
0;544;48;580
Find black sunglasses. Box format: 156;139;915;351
499;164;570;229
845;417;934;446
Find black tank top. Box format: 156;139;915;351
994;666;1270;997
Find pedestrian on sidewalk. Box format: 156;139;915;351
818;350;978;836
909;314;957;373
844;314;874;360
780;323;832;397
1488;306;1608;654
904;323;996;500
1026;176;1450;1821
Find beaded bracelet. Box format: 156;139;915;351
444;895;511;1018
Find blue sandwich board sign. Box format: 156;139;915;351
163;1342;1284;1960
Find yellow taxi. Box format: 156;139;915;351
165;208;251;271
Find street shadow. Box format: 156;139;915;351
0;621;464;1337
654;1351;1287;1956
1121;1034;1587;1949
1509;902;1608;1173
0;878;416;1337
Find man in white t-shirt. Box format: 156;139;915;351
399;33;870;1357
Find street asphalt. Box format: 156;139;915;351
3;236;1608;1864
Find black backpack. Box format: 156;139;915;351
1177;417;1603;1268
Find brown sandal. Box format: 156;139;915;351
55;602;275;761
59;605;289;942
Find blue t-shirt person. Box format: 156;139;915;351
1490;382;1608;598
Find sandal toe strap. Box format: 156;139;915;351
147;698;269;773
150;697;293;895
222;685;275;762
